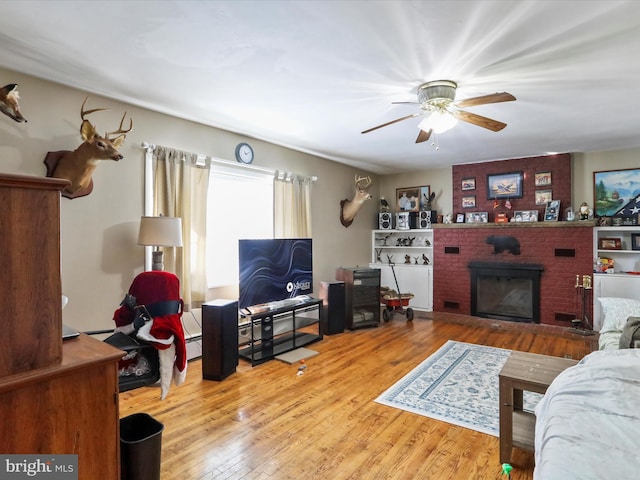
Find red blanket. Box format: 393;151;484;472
113;271;187;384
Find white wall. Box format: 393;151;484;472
1;67;378;331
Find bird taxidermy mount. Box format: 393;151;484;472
44;97;133;199
340;174;372;227
424;191;436;211
0;84;27;123
379;196;390;213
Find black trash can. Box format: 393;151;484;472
120;413;164;480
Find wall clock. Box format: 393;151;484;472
235;142;254;164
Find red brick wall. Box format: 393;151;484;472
452;153;572;221
433;224;593;326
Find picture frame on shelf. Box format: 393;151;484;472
462;195;476;208
631;233;640;251
598;237;622;250
593;167;640;217
396;185;430;212
456;213;465;223
465;211;488;224
461;178;476;191
487;171;523;199
544;200;560;221
535;189;552;206
513;210;539;222
534;171;552;187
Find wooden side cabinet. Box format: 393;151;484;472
0;334;124;479
335;267;380;329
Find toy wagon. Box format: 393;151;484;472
380;263;415;321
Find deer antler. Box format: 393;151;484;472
80;96;109;121
105;111;133;140
355;174;372;188
79;97;133;141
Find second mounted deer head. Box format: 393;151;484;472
44;97;133;199
340;174;373;227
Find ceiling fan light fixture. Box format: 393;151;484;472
417;80;457;105
418;109;458;134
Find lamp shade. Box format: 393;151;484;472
137;216;183;247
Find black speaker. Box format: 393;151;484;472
418;210;437;228
319;281;345;335
378;212;393;230
202;299;239;381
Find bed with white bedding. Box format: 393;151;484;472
534;349;640;479
533;297;640;479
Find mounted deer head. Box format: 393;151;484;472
0;84;27;123
340;174;372;227
47;97;133;198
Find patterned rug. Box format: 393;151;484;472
375;340;541;436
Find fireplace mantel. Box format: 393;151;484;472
433;220;596;230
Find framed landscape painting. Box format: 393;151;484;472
461;178;476;191
594;168;640;217
487;171;523;199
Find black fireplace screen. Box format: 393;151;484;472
469;262;543;323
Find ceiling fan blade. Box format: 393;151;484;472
452;110;507;132
455;92;516;108
391;101;420;105
415;129;432;143
361;113;422;134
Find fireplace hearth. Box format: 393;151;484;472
469;262;543;323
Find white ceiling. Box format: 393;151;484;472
2;1;640;174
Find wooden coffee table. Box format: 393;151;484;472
498;351;578;463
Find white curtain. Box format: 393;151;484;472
274;173;313;238
152;146;210;309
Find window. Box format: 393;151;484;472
206;164;273;288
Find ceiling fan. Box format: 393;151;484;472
361;80;516;143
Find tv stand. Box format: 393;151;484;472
238;298;323;366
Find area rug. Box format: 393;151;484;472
375;340;541;436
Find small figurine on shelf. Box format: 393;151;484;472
579;202;592;220
404;255;411;264
414;256;420;265
379;196;390;213
422;254;430;265
423;191;435;211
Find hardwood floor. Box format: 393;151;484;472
119;313;597;479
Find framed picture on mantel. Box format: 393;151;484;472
544;200;560;221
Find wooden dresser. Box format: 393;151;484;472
0;173;123;479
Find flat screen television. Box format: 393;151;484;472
238;238;313;310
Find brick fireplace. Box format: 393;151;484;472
433;223;593;327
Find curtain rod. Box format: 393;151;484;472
141;141;318;182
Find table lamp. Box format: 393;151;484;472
137;216;183;271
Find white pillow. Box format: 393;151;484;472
598;297;640;333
